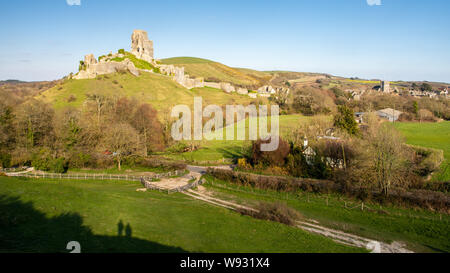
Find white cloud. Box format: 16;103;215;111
66;0;81;6
367;0;381;6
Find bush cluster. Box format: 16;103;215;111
31;150;68;173
238;202;303;226
207;168;450;211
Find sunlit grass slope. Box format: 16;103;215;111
160;57;271;86
37;72;256;114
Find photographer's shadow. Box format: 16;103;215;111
0;195;186;253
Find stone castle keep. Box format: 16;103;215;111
73;30;287;97
131;30;154;63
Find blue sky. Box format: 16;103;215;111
1;0;449;82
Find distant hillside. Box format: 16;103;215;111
160;57;271;88
0;79;27;85
37;71;258;117
0;80;57;106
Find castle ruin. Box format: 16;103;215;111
131;30;154;63
72;30;286;98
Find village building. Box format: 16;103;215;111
376;108;403;122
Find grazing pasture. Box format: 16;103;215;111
394;121;450;181
0;177;362;253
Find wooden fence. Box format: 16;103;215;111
7;169;186;182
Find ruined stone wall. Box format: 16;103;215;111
74;54;139;79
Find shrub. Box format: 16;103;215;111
411;145;444;176
207;168;337;193
79;61;85;71
118;49;125;55
251;137;290;167
0;153;12;168
166;142;189;153
334;105;359;136
50;158;67;173
207;169;450;211
237;158;251;170
286;146;309;178
31;150;52;171
67;94;76;103
68;152;92;169
308;154;332;179
238;202;303;226
31;150;67;173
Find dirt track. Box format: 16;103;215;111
183;185;413;253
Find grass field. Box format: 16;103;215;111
344;79;403;85
0;177;363;253
394;121;450;181
161;57;271;86
166;114;331;163
203;175;450;253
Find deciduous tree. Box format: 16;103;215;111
103;123;139;170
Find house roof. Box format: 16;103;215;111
377;108;403;117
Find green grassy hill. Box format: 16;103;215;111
37;71;257;114
160;57;271;87
0;177;363;253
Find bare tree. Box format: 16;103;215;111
364;116;407;195
103;123;139;170
86;93;109;124
131;103;163;156
14;99;55;150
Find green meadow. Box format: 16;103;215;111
165;114;331;163
0;177;362;253
394;121;450;181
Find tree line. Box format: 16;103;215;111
0;94;165;172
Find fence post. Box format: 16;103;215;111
326;196;329;206
361;202;364;211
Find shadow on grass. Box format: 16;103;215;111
0;195;187;253
216;146;247;163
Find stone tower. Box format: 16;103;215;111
131;30;154;63
381;81;390;93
